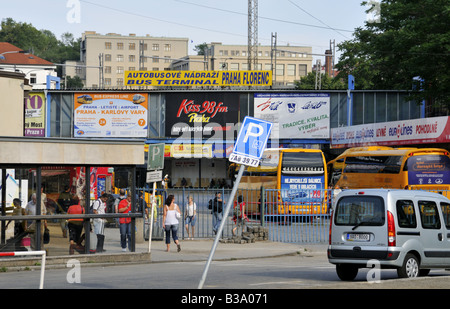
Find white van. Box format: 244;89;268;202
328;189;450;281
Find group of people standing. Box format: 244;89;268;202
161;191;248;253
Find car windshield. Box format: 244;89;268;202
335;195;385;227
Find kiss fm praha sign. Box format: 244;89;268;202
125;70;272;87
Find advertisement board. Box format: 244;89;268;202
24;92;46;137
330;116;450;148
165;92;239;139
73;93;148;138
125;70;272;87
254;93;330;139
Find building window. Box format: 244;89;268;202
116;66;124;74
105;78;111;86
117;42;124;50
30;73;37;84
105;66;111;74
117;54;124;62
164;56;171;63
105;42;112;49
129;67;135;71
117;78;123;86
129;55;136;62
299;64;307;76
229;63;239;70
287;64;296;76
276;64;284;76
152;56;159;63
129;43;136;50
164;44;171;51
152;44;159;51
105;54;111;62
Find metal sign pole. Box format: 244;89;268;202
198;164;245;289
148;181;157;253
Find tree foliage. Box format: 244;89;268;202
336;0;450;105
0;18;80;64
294;72;346;90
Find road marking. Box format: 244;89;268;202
249;280;304;286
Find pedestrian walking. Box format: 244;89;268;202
92;193;108;253
184;195;197;240
162;195;181;252
212;192;224;234
118;193;132;252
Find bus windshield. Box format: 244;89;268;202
279;151;326;205
281;152;325;175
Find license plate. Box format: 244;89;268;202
346;233;370;241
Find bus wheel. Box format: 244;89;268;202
336;264;358;281
397;253;419;278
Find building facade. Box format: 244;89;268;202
0;42;57;90
171;42;313;88
65;32;189;88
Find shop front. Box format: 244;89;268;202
0;137;144;257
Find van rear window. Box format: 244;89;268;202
335;196;385;226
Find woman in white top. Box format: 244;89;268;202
162;194;182;252
184;195;197;240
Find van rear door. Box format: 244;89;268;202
331;194;388;259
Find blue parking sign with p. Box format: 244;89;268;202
230;117;273;167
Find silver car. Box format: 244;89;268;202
328;189;450;280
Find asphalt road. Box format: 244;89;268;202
2;253;450;290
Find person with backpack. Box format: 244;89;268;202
212;192;224;235
92;193;108;253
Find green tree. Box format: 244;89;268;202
0;18;80;64
194;42;208;55
336;0;450;105
65;75;84;89
294;72;346;90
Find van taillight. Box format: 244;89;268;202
328;209;333;245
387;211;396;247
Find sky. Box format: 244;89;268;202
2;0;370;60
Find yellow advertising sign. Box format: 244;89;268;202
125;70;272;87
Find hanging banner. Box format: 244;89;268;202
73;93;148;138
125;70;272;87
254;93;330;139
331;116;450;148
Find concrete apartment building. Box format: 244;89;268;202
64;32;313;88
64;31;189;88
171;42;313;87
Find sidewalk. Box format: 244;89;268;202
0;224;328;269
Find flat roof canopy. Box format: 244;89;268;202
0;137;145;166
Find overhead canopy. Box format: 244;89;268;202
0;137;145;166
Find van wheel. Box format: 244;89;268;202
336;264;358;281
397;253;419;278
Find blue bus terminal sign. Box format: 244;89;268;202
229;116;273;167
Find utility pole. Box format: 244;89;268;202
271;32;277;86
248;0;258;70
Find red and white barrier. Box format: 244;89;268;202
0;250;46;289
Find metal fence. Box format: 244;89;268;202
146;187;331;244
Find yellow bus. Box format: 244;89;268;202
231;148;328;216
327;146;450;195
